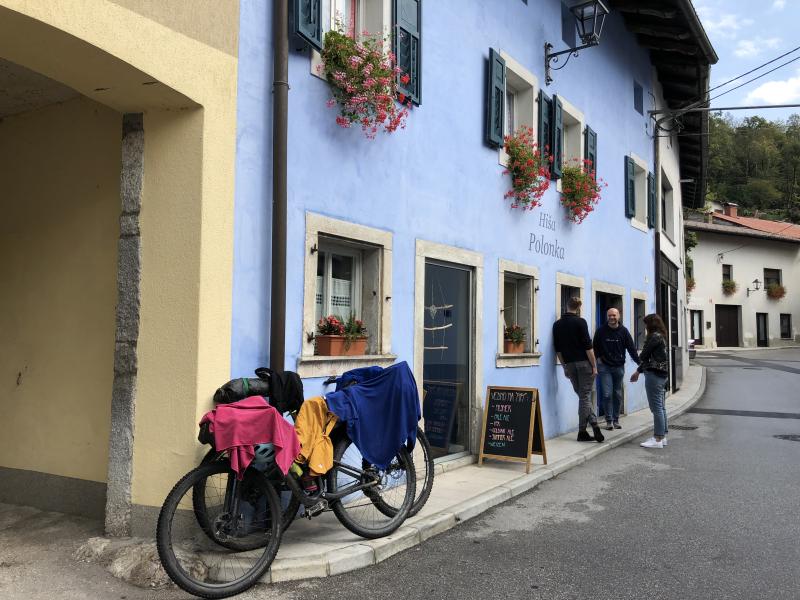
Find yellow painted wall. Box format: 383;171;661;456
0;96;121;483
0;1;239;510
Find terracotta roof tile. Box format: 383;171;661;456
712;213;800;240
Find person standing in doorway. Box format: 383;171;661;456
630;314;670;449
553;297;604;443
593;308;640;431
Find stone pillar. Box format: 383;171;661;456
105;114;143;536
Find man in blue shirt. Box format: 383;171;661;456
592;308;640;430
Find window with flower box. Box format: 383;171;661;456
308;0;421;105
497;260;539;367
300;213;395;377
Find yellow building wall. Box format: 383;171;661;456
0;96;121;483
0;0;240;512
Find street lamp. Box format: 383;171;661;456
746;278;761;297
545;0;610;86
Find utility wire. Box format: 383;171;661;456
709;54;800;102
708;44;800;95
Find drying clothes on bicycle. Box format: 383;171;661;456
200;396;300;479
324;361;421;470
294;396;338;476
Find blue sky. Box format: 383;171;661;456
693;0;800;121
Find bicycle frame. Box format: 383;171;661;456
278;459;380;508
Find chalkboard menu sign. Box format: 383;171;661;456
479;386;547;473
422;381;460;451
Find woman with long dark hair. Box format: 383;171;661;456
630;314;670;448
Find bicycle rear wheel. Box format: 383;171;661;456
327;437;415;539
157;461;281;599
373;426;434;518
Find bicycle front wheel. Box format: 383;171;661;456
157;461;281;599
327;437;415;539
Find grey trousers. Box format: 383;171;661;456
564;360;597;430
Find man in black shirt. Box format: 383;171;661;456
592;308;640;430
552;297;603;443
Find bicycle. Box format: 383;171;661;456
157;417;416;599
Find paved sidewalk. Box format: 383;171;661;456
262;364;706;583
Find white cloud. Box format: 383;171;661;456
694;4;754;39
744;70;800;104
734;37;782;58
772;0;786;10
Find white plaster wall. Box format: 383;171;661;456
687;231;800;347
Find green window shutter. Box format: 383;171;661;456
291;0;322;52
647;171;656;228
584;125;597;173
394;0;422;105
551;95;563;179
486;48;505;148
538;90;552;158
624;156;636;218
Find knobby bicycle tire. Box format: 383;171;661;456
327;437;415;539
156;461;282;599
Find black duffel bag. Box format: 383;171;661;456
211;368;304;415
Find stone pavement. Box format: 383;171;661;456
261;364;706;584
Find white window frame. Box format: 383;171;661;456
629;152;649;232
498;51;539;167
299;212;395;378
661;171;675;245
555;95;585;190
315;239;363;322
311;0;392;80
497;259;540;367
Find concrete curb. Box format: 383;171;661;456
261;365;708;582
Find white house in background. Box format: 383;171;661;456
686;204;800;348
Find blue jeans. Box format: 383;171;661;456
598;363;624;423
644;372;668;437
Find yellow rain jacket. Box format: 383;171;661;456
294;396;338;476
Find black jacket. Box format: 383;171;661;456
552;313;592;363
637;332;669;376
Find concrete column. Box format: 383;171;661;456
105;113;143;536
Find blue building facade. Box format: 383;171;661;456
230;0;714;452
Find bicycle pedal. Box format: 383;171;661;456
305;500;328;518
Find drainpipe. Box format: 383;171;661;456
270;0;289;371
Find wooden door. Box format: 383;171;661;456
715;305;740;347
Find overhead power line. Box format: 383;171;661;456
707;44;800;95
709;54;800;102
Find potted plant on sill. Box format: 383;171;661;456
315;314;368;357
560;158;605;224
503;126;551;211
766;283;786;300
722;279;738;296
319;26;411;139
686;276;696;294
503;324;526;354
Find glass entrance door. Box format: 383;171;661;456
422;261;473;459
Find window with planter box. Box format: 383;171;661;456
307;0;422;104
722;263;732;283
763;268;782;287
485;50;538;156
300;213;395;377
497;260;539;367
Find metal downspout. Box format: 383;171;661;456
270;0;289;371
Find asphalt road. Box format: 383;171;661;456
265;347;800;600
2;348;798;600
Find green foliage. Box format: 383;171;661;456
708;113;800;223
504;324;526;344
721;279;738;296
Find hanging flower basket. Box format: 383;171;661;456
722;279;737;296
503;126;551;210
560;158;605;224
686;276;696;293
766;283;786;300
319;29;411;139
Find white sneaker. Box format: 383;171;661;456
640;438;664;449
662;436;668;447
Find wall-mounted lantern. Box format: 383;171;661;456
545;0;610;86
746;279;762;297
